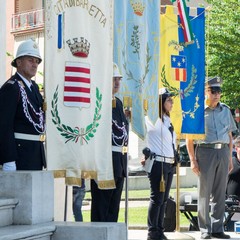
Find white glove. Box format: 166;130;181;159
3;161;16;171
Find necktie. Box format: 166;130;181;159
30;84;38;102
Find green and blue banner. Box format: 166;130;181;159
160;6;205;139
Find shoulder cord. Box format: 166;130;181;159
112;120;128;146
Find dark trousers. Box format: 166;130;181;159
196;146;229;233
147;161;174;239
90;177;124;222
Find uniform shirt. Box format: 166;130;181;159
145;115;176;158
203;102;237;144
17;72;32;90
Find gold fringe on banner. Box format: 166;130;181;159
181;133;206;140
53;170;116;189
66;177;82;186
97;179;116;189
66;177;115;189
53;170;66;178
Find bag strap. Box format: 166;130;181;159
168;123;175;152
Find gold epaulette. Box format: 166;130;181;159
42;100;47;111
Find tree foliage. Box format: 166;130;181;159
205;0;240;109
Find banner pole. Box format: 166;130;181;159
64;185;68;221
125;141;129;239
176;162;180;231
176;139;181;231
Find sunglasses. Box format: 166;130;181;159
209;89;222;95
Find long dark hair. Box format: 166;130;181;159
159;95;170;120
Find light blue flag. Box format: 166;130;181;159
114;0;160;139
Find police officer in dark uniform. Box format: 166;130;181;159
186;77;237;239
90;63;129;222
0;39;46;171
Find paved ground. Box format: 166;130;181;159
128;229;240;240
83;201;240;239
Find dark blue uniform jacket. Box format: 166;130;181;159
0;73;46;170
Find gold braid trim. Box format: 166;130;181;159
82;171;97;179
53;170;115;189
97;180;116;189
66;177;82;186
53;170;97;179
53;170;66;178
180;133;206;140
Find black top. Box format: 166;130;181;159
112;97;129;178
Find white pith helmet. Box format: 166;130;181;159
113;62;122;78
11;39;42;67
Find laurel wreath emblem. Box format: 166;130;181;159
122;42;151;91
161;64;197;98
51;85;102;145
161;64;200;119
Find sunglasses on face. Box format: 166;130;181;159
208;89;222;95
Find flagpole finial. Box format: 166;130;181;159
205;6;212;12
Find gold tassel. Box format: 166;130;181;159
42;100;47;112
143;99;148;115
160;174;165;192
112;97;116;108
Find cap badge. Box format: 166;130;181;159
33;43;38;49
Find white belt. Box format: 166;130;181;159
112;145;128;154
154;155;174;164
14;132;46;142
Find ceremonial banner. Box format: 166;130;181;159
45;0;114;188
160;6;205;138
177;0;194;44
114;0;160;139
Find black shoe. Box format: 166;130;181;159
160;233;168;240
147;237;158;240
201;232;211;239
211;232;230;239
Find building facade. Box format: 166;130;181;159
3;0;44;86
